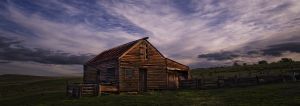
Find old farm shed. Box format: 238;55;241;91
67;37;189;97
83;37;189;93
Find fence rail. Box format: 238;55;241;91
66;83;99;98
179;74;299;89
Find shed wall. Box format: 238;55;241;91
119;41;167;92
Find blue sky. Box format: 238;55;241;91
0;0;300;76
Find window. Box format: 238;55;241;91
96;70;101;83
145;44;149;60
140;45;144;58
125;69;133;79
140;43;149;60
107;68;115;80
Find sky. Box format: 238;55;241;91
0;0;300;76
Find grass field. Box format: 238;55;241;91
0;74;299;106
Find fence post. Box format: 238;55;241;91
94;84;97;96
292;72;297;82
234;75;238;86
195;79;198;89
217;77;220;88
79;85;82;98
199;79;202;89
256;75;259;84
66;81;68;97
217;79;220;88
279;74;285;83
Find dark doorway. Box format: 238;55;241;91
139;68;147;92
96;70;100;83
178;71;188;80
168;71;179;89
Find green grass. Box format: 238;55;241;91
0;74;81;106
0;74;299;106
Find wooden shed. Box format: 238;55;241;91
83;37;189;92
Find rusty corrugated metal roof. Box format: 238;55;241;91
166;58;189;71
86;37;148;65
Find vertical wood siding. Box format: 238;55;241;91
83;38;189;92
119;40;167;91
84;60;119;85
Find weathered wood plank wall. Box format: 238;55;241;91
119;41;167;91
84;60;118;84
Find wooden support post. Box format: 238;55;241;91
198;79;202;89
99;84;101;96
196;79;199;89
217;79;220;88
256;75;259;84
66;81;68;97
79;86;82;98
234;75;238;86
280;74;285;83
94;85;96;96
292;72;297;82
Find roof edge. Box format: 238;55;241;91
142;37;149;40
85;37;149;64
166;58;189;68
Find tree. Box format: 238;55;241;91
233;62;240;66
279;58;294;63
258;60;268;64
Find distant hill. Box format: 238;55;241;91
0;74;82;86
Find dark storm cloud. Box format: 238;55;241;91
263;2;291;13
0;0;299;71
198;42;300;61
0;61;10;64
198;27;300;62
198;51;240;61
246;50;260;55
5;0;148;34
262;42;300;56
0;16;37;37
0;36;95;65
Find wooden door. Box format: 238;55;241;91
168;71;179;89
139;68;147;92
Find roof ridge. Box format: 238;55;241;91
101;37;148;53
85;37;149;64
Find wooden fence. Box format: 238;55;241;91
179;74;299;89
66;82;120;98
66;83;99;98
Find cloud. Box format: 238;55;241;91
103;0;300;67
0;36;95;65
198;51;239;61
262;42;300;56
0;0;147;54
1;0;300;74
0;61;82;76
0;0;151;76
197;28;300;62
0;61;10;64
197;41;300;61
197;42;300;62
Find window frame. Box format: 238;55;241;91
140;43;149;60
124;68;133;79
145;44;149;60
106;67;116;81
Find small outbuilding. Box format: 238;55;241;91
83;37;189;92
